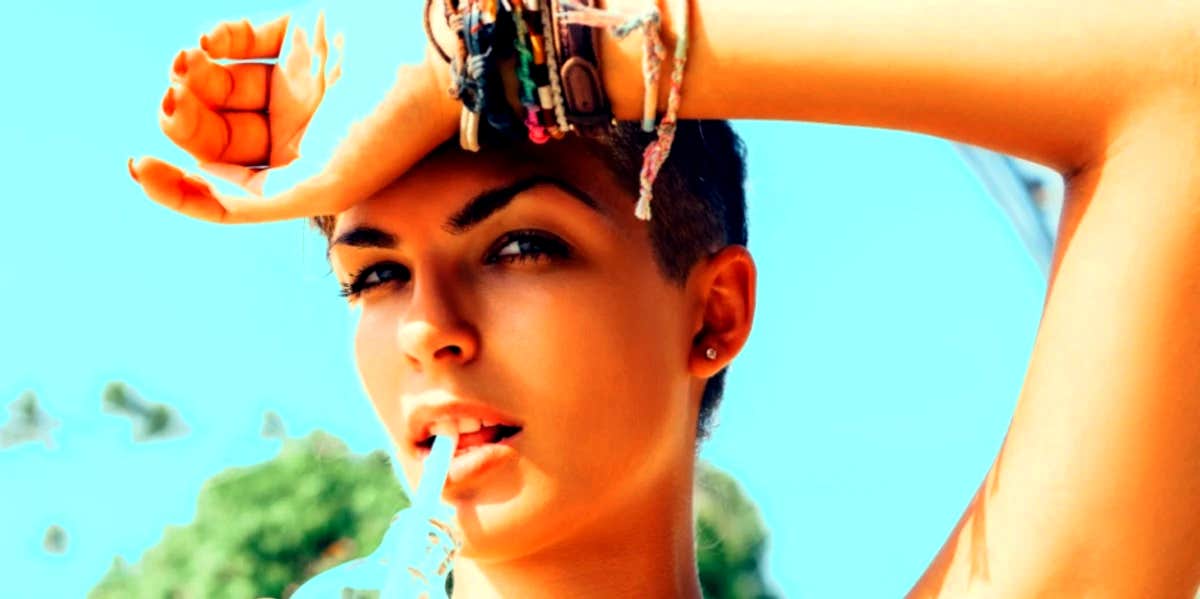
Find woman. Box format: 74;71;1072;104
130;0;1200;596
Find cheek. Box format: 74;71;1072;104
353;306;405;443
485;268;691;457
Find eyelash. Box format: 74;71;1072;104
339;230;571;299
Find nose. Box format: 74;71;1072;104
397;274;480;371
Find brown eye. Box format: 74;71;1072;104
486;230;570;264
340;262;411;298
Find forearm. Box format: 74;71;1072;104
909;97;1200;597
599;0;1199;173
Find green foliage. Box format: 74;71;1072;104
101;382;190;442
90;431;408;599
90;431;775;598
1;390;59;449
261;411;288;440
695;463;778;599
101;383;132;412
43;524;68;554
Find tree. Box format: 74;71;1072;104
101;382;189;443
91;431;777;598
91;431;405;599
695;464;777;598
0;390;59;450
43;524;68;554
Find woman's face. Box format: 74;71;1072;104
329;143;703;560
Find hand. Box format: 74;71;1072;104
129;12;459;224
178;15;335;191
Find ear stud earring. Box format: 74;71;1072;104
704;347;718;360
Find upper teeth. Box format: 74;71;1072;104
429;417;484;437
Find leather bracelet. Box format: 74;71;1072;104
552;0;614;131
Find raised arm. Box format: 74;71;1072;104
600;0;1200;595
600;0;1196;174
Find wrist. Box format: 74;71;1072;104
416;55;462;144
422;0;458;104
596;0;676;122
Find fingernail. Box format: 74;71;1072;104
161;87;176;117
172;51;188;77
127;158;140;183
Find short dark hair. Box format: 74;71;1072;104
312;120;749;444
586;121;749;443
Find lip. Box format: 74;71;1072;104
405;399;524;449
416;430;522;487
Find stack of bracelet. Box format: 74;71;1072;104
427;0;690;221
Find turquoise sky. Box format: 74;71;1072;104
1;1;1048;597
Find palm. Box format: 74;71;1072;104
152;15;336;192
266;21;339;168
129;11;457;224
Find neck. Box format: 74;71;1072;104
448;465;702;599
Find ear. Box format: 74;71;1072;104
687;245;757;378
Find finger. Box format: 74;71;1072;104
329;32;345;86
284;24;311;78
159;84;269;165
200;14;290;60
198;161;267;195
313;11;329;75
130;157;349;224
172;48;272;112
328;62;343;87
213;172;353;223
129;157;232;223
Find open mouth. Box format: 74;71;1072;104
415;423;523;454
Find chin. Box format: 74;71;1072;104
447;471;587;562
449;488;548;561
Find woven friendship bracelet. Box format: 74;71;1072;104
555;0;687;219
635;0;689;220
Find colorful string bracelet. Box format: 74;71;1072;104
557;0;666;134
428;0;692;222
635;0;688;220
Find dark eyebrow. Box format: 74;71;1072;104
328;176;602;258
328;226;398;258
444;175;601;234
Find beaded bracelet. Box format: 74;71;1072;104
511;1;557;143
444;0;569;145
538;4;571;134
